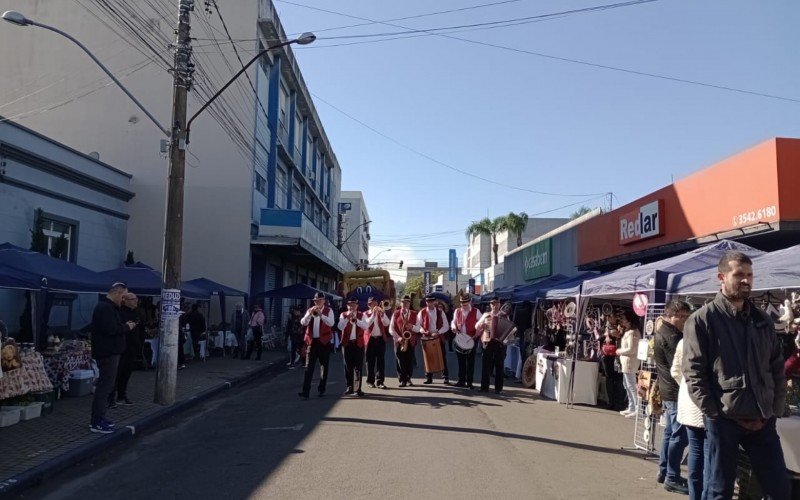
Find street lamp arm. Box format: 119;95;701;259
24;18;170;137
339;220;371;249
185;33;315;144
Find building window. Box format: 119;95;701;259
293;111;303;157
255;172;267;197
40;215;77;262
279;84;289;137
292;180;302;210
314;206;321;229
306;136;313;170
304;194;313;220
276;165;288;209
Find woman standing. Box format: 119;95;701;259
616;309;641;417
671;338;706;499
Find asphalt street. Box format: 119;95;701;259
20;347;676;500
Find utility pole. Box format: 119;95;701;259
155;0;194;405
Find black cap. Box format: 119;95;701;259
347;296;358;304
401;295;411;302
489;297;500;304
313;292;325;300
425;294;437;301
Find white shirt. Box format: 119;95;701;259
417;307;449;336
337;311;369;341
450;306;483;335
300;307;334;339
364;309;390;337
389;308;414;341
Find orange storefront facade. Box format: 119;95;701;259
578;138;800;270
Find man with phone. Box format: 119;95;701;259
108;293;143;408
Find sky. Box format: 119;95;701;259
272;0;799;281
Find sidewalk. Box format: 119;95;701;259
0;351;288;497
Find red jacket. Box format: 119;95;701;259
339;311;365;348
392;308;419;346
453;307;480;338
362;310;390;344
304;307;333;345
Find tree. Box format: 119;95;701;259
498;211;529;247
49;232;69;260
30;208;47;254
404;272;441;299
395;281;406;299
466;217;503;265
570;206;593;220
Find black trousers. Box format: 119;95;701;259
456;345;477;386
301;339;331;396
343;343;364;392
600;354;625;410
365;336;386;385
481;341;505;392
109;348;138;402
395;343;415;383
246;326;263;360
425;340;449;382
92;355;119;423
178;331;186;366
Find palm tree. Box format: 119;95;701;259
499;211;529;247
466;217;503;265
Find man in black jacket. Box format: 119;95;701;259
683;251;789;499
653;299;691;493
90;282;137;433
108;293;143;407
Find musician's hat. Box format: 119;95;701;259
313;292;325;300
424;294;437;302
346;295;358;304
459;293;472;303
401;295;411;302
489;297;500;304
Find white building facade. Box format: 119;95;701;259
338;191;370;269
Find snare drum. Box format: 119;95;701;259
454;333;475;355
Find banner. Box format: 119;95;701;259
423;271;431;294
522;239;552;281
448;249;457;281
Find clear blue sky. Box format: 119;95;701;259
274;0;799;278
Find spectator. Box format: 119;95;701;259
671;338;706;500
185;303;206;355
654;300;691;494
246;304;265;360
285;306;303;367
90;282;136;434
178;307;188;369
683;251;789;499
0;319;7;341
108;293;143;407
230;303;250;359
616;309;641;418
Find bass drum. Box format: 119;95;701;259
453;333;475;355
521;355;537;388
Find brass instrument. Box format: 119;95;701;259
349;311;357;325
400;330;412;352
381;299;391;309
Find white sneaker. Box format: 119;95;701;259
624;409;637;418
619;410;631;416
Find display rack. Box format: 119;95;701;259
631;303;665;456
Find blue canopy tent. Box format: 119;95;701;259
258;283;342;302
581;240;764;301
480;284;520;302
670;243;800;296
184;278;248;328
509;274;569;303
533;272;602;301
97;262;210;300
0;243;112;346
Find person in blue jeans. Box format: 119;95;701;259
653;300;691;494
683;251;789;500
672;338;707;500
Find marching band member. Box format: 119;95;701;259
476;297;506;394
390;295;418;387
337;296;370;396
451;293;482;389
363;296;391;389
298;292;335;399
417;294;450;385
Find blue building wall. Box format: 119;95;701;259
0;119;132;332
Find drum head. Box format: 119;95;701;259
454;333;474;354
521;355;536;388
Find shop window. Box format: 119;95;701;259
41;214;78;262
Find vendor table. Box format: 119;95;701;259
0;350;54;400
534;352;599;405
42;350;91;393
504;344;523;379
777;415;800;473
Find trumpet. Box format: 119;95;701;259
349;312;357;325
381;299;391;309
311;305;321;317
400;330;412;352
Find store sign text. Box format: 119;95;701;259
523;239;552;281
619;200;664;245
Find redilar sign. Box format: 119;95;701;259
619;200;664;245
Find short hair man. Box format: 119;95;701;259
682;251;789;499
654;299;691;493
90;283;137;433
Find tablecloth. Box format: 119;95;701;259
777;416;800;473
504;344;523;379
535;352;558;399
0;351;54;399
208;331;238;349
42;350;91;392
555;359;599;405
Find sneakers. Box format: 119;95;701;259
399;381;407;388
657;472;666;484
664;479;689;495
298;392;309;399
423;380;433;385
455;382;466;388
117;398;133;406
620;409;636;417
367;383;376;388
89;418;115;434
107;401;118;410
377;383;387;389
344;387;355;395
356;390;365;397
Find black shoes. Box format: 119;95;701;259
118;398;133;406
356;390;365;397
377;383;387;389
468;385;475;390
399;381;407;388
664;479;689;495
657;473;666;484
298;392;309;399
423;380;433;385
367;383;376;388
443;379;450;385
455;382;465;388
344;388;355;395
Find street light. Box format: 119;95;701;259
339;219;371;250
185;31;316;143
371;248;391;261
2;11;169;137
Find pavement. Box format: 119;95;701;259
0;350;289;497
11;348;681;500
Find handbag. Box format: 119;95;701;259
601;342;617;357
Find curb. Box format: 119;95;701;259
0;360;286;498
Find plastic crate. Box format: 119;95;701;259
30;390;56;415
0;408;21;427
